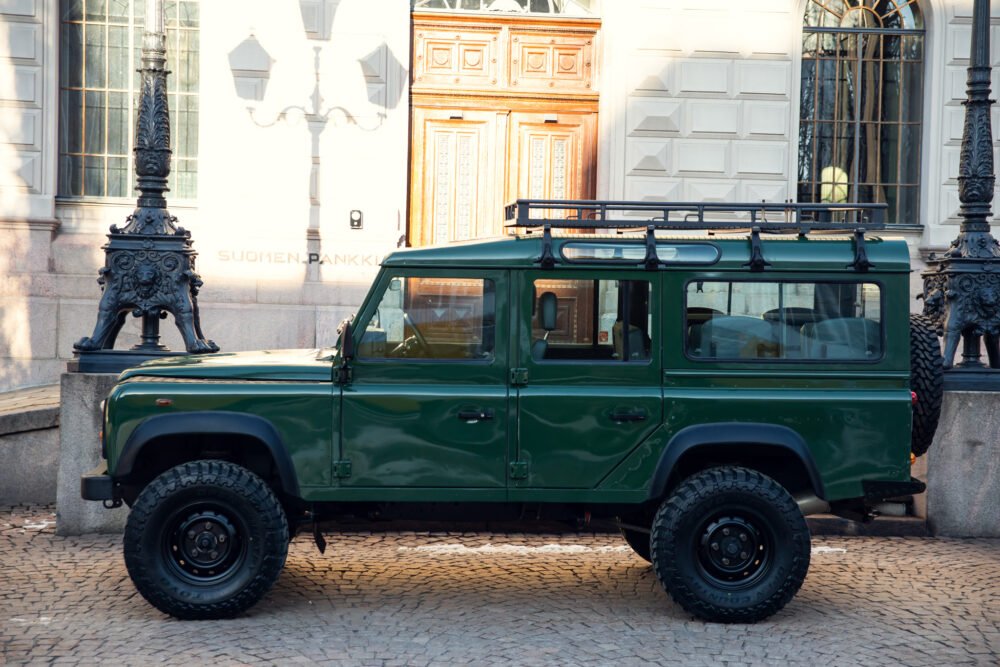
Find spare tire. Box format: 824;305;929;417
910;314;943;457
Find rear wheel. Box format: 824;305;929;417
650;466;810;623
123;460;289;620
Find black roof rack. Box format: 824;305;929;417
504;199;886;232
503;199;888;272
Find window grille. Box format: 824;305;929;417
58;0;200;199
798;0;924;225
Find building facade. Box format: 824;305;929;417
0;0;993;391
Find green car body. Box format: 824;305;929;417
82;223;932;622
94;234;914;507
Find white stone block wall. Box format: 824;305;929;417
0;0;411;392
598;0;799;208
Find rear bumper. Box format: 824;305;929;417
862;477;926;503
80;463;117;501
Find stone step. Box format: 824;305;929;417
0;384;59;436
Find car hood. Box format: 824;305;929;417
118;348;336;382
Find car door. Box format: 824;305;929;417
340;269;509;493
511;270;663;489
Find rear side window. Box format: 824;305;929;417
686;281;882;361
531;279;652;362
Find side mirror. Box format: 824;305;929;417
341;320;355;361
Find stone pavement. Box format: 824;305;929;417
1;506;997;666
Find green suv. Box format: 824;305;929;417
81;200;940;623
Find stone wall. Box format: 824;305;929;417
0;0;411;393
0;384;60;504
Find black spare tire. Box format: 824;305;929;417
910;314;943;457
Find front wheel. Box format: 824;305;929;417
651;467;810;623
123;460;289;620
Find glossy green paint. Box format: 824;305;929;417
105;350;337;492
340;269;510;489
118;348;336;382
382;235;911;274
99;233;916;507
512;269;662;490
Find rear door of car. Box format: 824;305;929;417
510;269;663;491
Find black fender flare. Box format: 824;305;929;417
648;422;825;500
113;411;301;497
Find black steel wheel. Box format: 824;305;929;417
124;460;288;620
651;467;810;623
910;314;943;457
619;524;652;563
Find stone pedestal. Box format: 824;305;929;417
55;372;128;535
927;391;1000;537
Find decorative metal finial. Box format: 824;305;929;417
921;0;1000;380
953;0;1000;259
121;0;176;236
73;0;218;371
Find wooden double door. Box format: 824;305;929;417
409;12;600;246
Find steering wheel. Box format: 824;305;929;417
400;312;430;355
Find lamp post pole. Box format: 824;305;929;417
124;0;175;237
72;0;218;371
921;0;1000;385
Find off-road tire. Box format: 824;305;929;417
650;467;810;623
123;460;289;620
910;314;943;457
619;525;652;563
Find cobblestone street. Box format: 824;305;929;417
1;506;998;666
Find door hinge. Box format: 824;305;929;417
509;461;529;480
335;365;352;384
510;368;529;386
333;460;352;478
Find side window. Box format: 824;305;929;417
686;282;882;361
359;277;495;360
531;279;652;362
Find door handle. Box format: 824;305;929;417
609;408;647;423
458;408;494;422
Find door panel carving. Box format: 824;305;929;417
410;108;507;246
509;30;594;92
509;112;596;204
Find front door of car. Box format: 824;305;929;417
341;269;509;492
512;270;663;490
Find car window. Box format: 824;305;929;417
686;281;882;361
358;276;496;360
531;278;652;362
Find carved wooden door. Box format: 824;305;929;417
508;112;596;203
410;108;508;246
409;12;600;247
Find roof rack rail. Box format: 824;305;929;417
504;199;887;232
503;199;888;272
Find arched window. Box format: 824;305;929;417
798;1;924;224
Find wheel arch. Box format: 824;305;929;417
113;411;301;499
648;423;826;501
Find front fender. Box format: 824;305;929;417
113;411;301;498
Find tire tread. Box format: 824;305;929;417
650;466;810;623
123;460;288;620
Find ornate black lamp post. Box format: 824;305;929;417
921;0;1000;386
73;0;217;373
